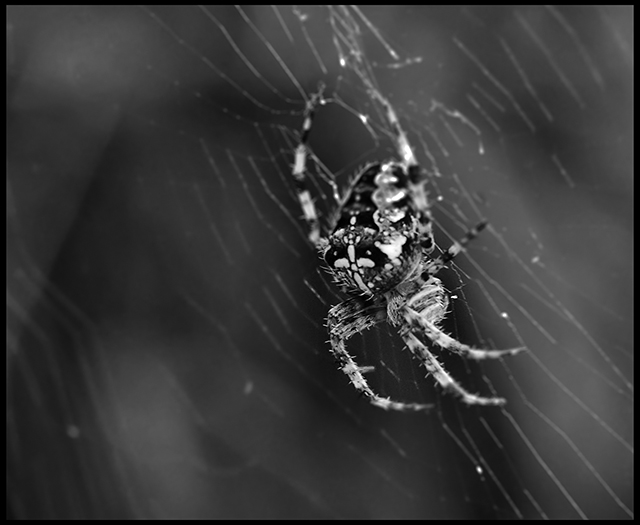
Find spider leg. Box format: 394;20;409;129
400;332;507;406
422;220;489;277
292;89;325;248
404;305;525;360
368;89;418;169
328;298;433;412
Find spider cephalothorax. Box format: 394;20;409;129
291;89;524;412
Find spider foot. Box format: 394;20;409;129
450;389;507;407
340;363;375;376
433;370;508;406
368;395;434;412
462;346;527;361
347;374;432;412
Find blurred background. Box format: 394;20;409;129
7;5;632;519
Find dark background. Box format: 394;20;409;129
7;5;632;519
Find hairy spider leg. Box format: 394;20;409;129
400;332;506;406
328;298;434;412
292;90;325;248
421;219;489;278
403;304;525;360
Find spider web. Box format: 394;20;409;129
6;5;633;519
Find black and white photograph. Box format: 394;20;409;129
7;5;633;519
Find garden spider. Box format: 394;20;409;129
291;88;524;412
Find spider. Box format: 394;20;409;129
291;88;524;412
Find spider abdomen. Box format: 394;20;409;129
323;161;422;295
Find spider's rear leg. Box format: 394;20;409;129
367;88;437;254
401;332;507;406
404;306;526;360
367;88;417;169
328;299;433;412
291;89;326;248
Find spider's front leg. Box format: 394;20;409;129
394;278;522;405
405;306;525;360
400;331;507;406
327;298;433;412
404;278;525;360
